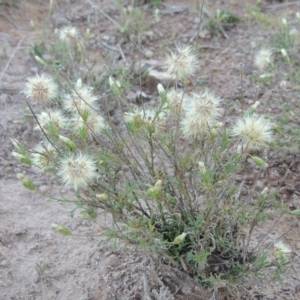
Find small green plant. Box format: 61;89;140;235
10;39;292;294
0;45;8;61
31;26;87;80
271;18;294;50
149;0;162;7
0;0;20;5
205;9;239;36
251;12;300;151
246;4;277;29
116;2;148;38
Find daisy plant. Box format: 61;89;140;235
11;43;291;291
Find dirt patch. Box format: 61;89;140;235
1;0;300;299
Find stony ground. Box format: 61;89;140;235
1;0;300;299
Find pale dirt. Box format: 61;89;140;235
1;0;300;299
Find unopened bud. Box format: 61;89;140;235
251;156;268;168
279;80;289;89
85;28;90;41
59;135;77;150
51;223;72;236
198;161;206;174
49;0;54;13
174;213;182;220
214;121;223;129
76;78;83;89
30;20;36;30
17;173;36;190
154;179;162;192
261;187;269;197
251;101;260;110
109;76;121;97
96;193;109;201
281;48;290;63
282;18;288;27
281;49;287;57
154;8;160;22
12;152;32;165
157;83;165;94
146;180;162;198
173;232;187;244
259;73;273;79
34;55;47;67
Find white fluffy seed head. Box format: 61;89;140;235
58;26;78;44
35;110;68;133
181;89;221;138
274;240;291;258
124;108;143;129
24;73;58;103
124;108;167;132
73;111;106;138
31;142;56;172
62;84;98;113
166;88;186;114
57;152;97;190
163;44;197;80
254;48;273;71
232;115;273;151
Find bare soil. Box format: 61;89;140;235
1;0;300;299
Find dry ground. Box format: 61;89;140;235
1;0;300;299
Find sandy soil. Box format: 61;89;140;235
1;0;300;299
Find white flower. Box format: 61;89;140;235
58;26;78;44
31;142;56;171
73;111;106;138
163;44;197;80
254;48;273;71
181;89;221;137
166;88;186;113
274;240;291;258
24;73;58;103
63;84;98;113
124;108;167;132
57;152;97;190
35;110;67;133
232;115;273;151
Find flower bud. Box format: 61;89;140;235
259;73;273;79
109;76;121;97
173;232;187;244
12;152;32;165
17;173;36;190
59;135;77;150
52;223;72;236
96;193;109;201
157;83;165;95
251;156;268;168
154;8;160;22
30;20;36;30
251;101;260;110
34;55;47;67
281;48;290;63
85;28;90;41
146;180;162;198
154;179;162;192
282;18;288;27
198;161;206;175
260;187;269;197
76;78;83;89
